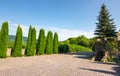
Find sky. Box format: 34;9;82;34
0;0;120;41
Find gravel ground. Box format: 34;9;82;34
0;53;119;76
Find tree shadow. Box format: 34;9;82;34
68;52;94;59
80;67;116;75
79;63;120;76
112;65;120;76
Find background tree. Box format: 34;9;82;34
0;21;9;58
46;31;53;54
36;29;45;55
94;4;116;40
77;35;90;47
11;25;22;57
53;32;58;54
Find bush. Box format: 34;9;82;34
69;44;92;52
58;44;70;53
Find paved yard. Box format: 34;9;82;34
0;53;119;76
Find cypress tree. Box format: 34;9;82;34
11;25;22;57
25;26;32;56
0;21;9;58
94;4;116;40
53;32;58;54
36;29;45;55
25;26;36;56
30;27;36;55
46;31;53;54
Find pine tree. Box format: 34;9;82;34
0;21;9;58
30;27;36;55
46;31;53;54
94;4;116;40
11;25;22;57
53;32;58;54
36;29;45;55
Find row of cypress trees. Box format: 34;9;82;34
0;22;58;58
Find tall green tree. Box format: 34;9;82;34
46;31;53;54
25;26;32;56
11;25;22;57
36;29;45;55
94;4;116;40
30;27;36;55
53;32;58;54
25;26;36;56
0;21;9;58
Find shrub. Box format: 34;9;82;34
69;44;92;52
58;44;70;53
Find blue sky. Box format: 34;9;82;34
0;0;120;41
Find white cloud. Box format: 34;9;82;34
9;24;94;41
9;24;29;37
45;27;94;41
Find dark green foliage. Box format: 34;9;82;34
53;32;58;54
36;29;45;55
94;4;116;39
46;31;53;54
11;25;22;57
25;26;36;56
0;21;9;58
58;44;70;53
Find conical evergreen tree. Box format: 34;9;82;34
53;32;58;54
11;25;22;57
46;31;53;54
25;26;36;56
30;27;36;55
36;29;45;55
25;26;32;55
0;21;9;58
94;4;116;40
26;26;32;55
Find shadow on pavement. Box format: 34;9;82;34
68;52;94;59
80;67;116;75
80;62;120;76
